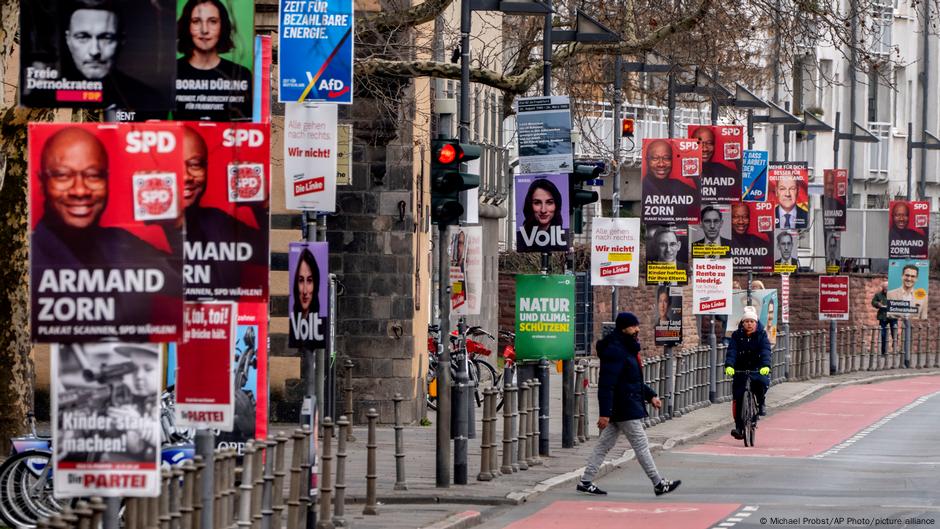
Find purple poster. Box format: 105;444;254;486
514;173;570;252
288;242;329;348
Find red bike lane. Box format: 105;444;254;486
680;375;940;457
500;500;745;529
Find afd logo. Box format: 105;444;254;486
319;78;350;98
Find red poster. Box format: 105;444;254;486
29;123;184;343
641;138;702;223
888;200;930;259
819;276;850;320
688;125;743;203
768;162;809;230
176;302;236;431
781;274;790;324
823;169;847;230
729;201;773;272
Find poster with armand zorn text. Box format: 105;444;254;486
53;343;162;498
687;125;742;203
729;200;773;273
888;200;930;260
823;169;847;230
448;226;483;315
288;242;329;348
590;217;640;287
29;123;184;343
284;102;338;212
641;138;702;223
278;0;354;104
515;275;575;361
176;301;236;431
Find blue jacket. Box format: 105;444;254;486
724;321;773;383
596;331;657;422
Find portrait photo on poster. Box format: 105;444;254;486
20;0;176;114
514;173;570;252
641;138;702;223
654;285;682;345
688;125;742;203
768;162;809;230
288;242;329;349
886;259;929;320
645;223;689;285
888;200;930;259
822;169;847;230
690;204;732;258
728;200;773;273
773;229;799;274
175;0;255;121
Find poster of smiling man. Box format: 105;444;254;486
641;138;702;223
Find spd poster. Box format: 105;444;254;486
29;123;184;343
688;125;742;203
448;226;483;315
278;0;354;103
768;162;809;230
515;275;575;361
729;201;773;272
888;200;930;259
590;217;640;287
176;301;236;431
288;242;329;348
823;169;847;230
887;259;929;319
284;103;338;211
641;138;702;223
514;173;570;252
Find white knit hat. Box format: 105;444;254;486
741;305;760;322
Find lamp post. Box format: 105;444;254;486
905;123;940;201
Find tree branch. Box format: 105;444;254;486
358;0;455;33
356;58;540;94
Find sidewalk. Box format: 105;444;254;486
272;366;940;529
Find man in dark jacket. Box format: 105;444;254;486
724;306;772;439
577;312;681;496
871;279;897;355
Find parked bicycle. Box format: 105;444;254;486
426;324;499;411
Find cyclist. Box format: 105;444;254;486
724;305;772;440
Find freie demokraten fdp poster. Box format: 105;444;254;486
29;123;185;343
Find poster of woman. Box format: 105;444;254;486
448;226;483;315
514;173;570;252
288;242;329;348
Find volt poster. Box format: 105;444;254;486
278;0;354;104
515;275;575;361
288;242;330;348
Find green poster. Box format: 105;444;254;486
515;275;575;361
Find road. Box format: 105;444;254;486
477;376;940;529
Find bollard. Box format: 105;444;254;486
59;507;78;529
272;436;289;529
73;500;93;529
286;430;306;529
501;384;515;474
526;380;537;467
477;387;493;481
517;382;529;471
212;452;223;529
170;467;183;529
89;497;106;529
333;416;350;527
343;359;356;442
529;379;541;466
159;469;171;529
251;443;265;529
392;394;408;490
300;427;313;529
488;388;500;478
191;455;204;529
509;379;519;473
125;499;140;529
260;439;276;529
363;408;379;515
574;363;584;444
180;461;195;529
317;418;335;529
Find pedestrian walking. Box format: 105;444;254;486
871;279;897;355
576;312;681;497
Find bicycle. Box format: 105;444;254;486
425;325;498;411
735;370;760;447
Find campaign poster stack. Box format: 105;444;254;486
822;169;847;230
284;103;339;212
640;138;702;223
729;201;773;272
687;125;742;203
176;302;236;431
448;226;483;315
515;275;575;361
278;0;355;104
288;242;330;349
590;218;640;287
514;173;570;252
767;162;809;230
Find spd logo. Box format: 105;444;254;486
227;163;265;203
126;131;176;153
682;157;700;177
133;173;177;221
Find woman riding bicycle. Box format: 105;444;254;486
724;305;772;440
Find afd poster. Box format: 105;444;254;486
641;138;702;223
288;242;329;348
823;169;847;230
52;343;162;498
29;123;184;343
516;96;573;175
175;0;255;121
278;0;354;103
514;173;570;252
590;217;640;287
741;150;769;202
284;103;338;211
176;301;236;431
688;125;742;203
515;275;575;361
19;0;176;114
888;200;930;259
887;259;929;319
448;226;483;315
692;259;732;315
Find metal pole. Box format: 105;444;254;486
708;317;717;403
315;215;328;424
543;13;551;95
847;1;858;206
771;0;781;160
664;345;674;417
667;72;676;138
196;429;214;529
710;68;719;125
538;358;550;455
831;113;841;375
830;320;838;375
919;0;930;200
435;226;452;487
612;58;622;321
103;498;121;529
539;13;554;457
907;122;914;200
904;319;912;367
746;110;754;150
453;317;470;484
562;357;574;448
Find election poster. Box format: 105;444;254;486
888;200;930;259
654;285;683;345
690;204;732;258
768;162;809;230
696;315;727;344
641;138;702;223
176;301;236;431
824;229;842;274
278;0;354;104
590;217;640;287
515;275;575;361
448;226;483;315
728;289;778;344
175;0;255;121
52;343;162;498
645;224;689;285
252;35;273;124
515;173;570;252
288;242;329;348
887;259;929;320
516;96;573;175
19;0;175;114
819;276;849;321
337;124;353;185
773;229;799;274
741;150;769;202
284;103;337;211
688;125;742;203
692;258;732;315
181;122;270;301
29;123;184;343
780;273;790;324
729;201;774;272
216;301;269;455
823;169;847;230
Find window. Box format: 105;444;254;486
792;54;818;114
866;70;892;123
870;0;893;56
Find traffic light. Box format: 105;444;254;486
430;137;481;225
621;118;635;138
569;161;601;234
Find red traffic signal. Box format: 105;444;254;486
621;118;635;138
436;143;458;165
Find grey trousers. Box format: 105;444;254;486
581;419;661;485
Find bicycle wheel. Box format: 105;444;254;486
426;367;438;411
742;390;758;447
0;450;62;528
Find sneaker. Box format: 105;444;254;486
758;406;767;417
730;429;744;440
654;479;681;496
576;481;607;495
